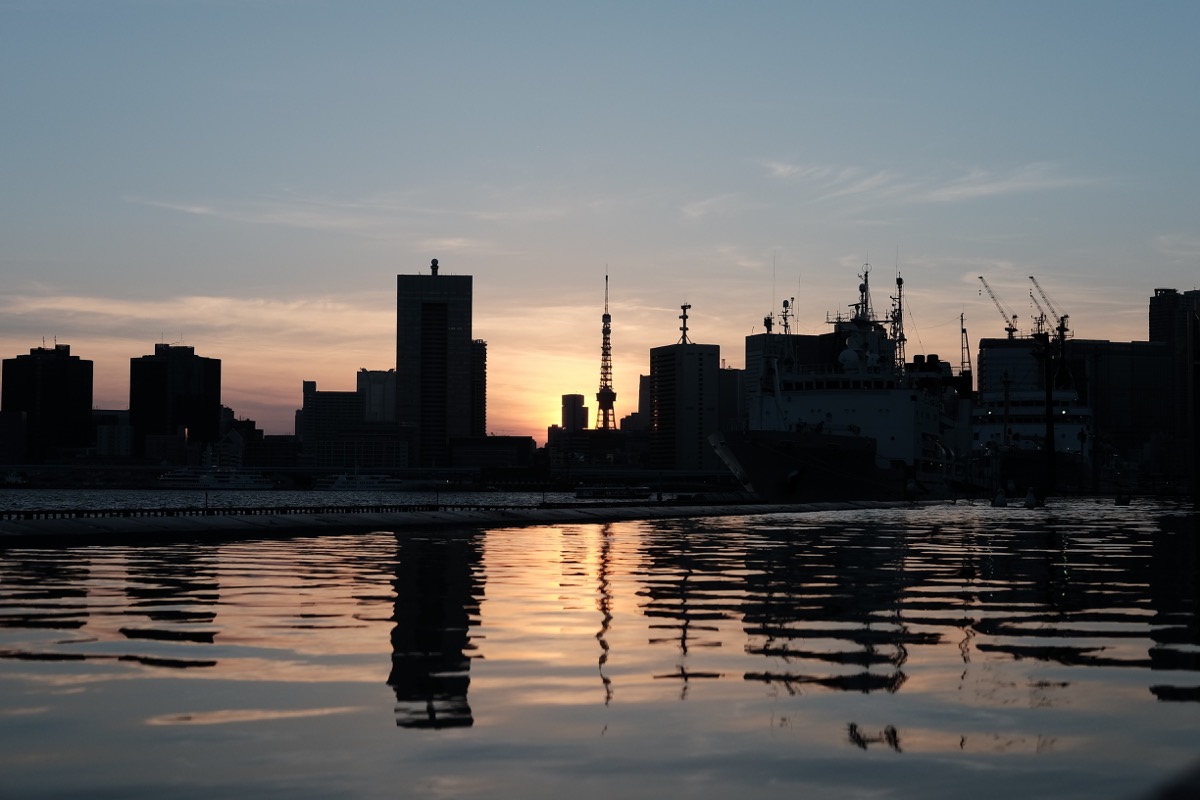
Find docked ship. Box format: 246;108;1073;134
971;324;1093;493
157;467;275;490
710;266;972;503
315;473;450;491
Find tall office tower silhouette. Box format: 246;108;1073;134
649;304;721;470
562;394;588;432
396;259;479;467
1;343;93;463
129;343;221;459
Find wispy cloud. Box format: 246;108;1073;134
1151;233;1200;261
820;169;912;201
681;193;737;219
762;160;1094;206
125;189;569;234
916;163;1091;203
0;292;392;346
764;161;834;180
679;192;759;220
418;237;487;252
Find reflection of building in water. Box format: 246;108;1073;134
121;545;219;645
0;551;91;631
1148;514;1200;702
388;534;483;728
638;520;743;699
740;524;923;694
120;545;220;669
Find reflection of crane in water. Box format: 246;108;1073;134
596;524;613;705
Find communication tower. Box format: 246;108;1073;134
595;274;617;431
678;303;692;344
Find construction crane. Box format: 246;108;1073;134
1028;290;1049;336
1029;275;1069;337
959;312;972;377
978;276;1019;339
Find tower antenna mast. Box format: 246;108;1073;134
595;272;617;431
678;303;692;344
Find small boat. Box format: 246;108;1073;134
574;485;653;500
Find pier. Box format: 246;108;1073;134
0;499;922;545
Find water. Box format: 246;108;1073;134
1;496;1197;799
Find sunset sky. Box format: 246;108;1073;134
3;1;1197;443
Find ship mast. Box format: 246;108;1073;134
595;272;617;431
889;272;906;371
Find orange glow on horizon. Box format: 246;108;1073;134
0;275;1157;444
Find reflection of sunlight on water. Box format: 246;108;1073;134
147;706;369;725
0;497;1196;799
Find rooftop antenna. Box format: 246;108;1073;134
678;304;692;344
772;250;777;319
595;271;617;431
430;257;439;276
854;261;874;321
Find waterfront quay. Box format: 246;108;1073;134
0;498;919;544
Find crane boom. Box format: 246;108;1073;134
1029;275;1069;335
1028;290;1048;335
978;276;1018;338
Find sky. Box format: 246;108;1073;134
2;1;1198;443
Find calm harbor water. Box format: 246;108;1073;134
1;494;1197;799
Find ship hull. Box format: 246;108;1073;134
711;430;943;503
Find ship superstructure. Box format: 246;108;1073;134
712;265;970;502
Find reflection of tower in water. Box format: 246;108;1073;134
596;524;614;705
387;534;484;728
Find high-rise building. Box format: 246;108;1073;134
297;379;408;469
358;369;397;423
471;338;487;438
649;341;722;470
1149;288;1200;344
396;259;479;467
1;343;93;463
561;394;588;431
648;305;721;470
129;343;221;461
1146;287;1200;481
